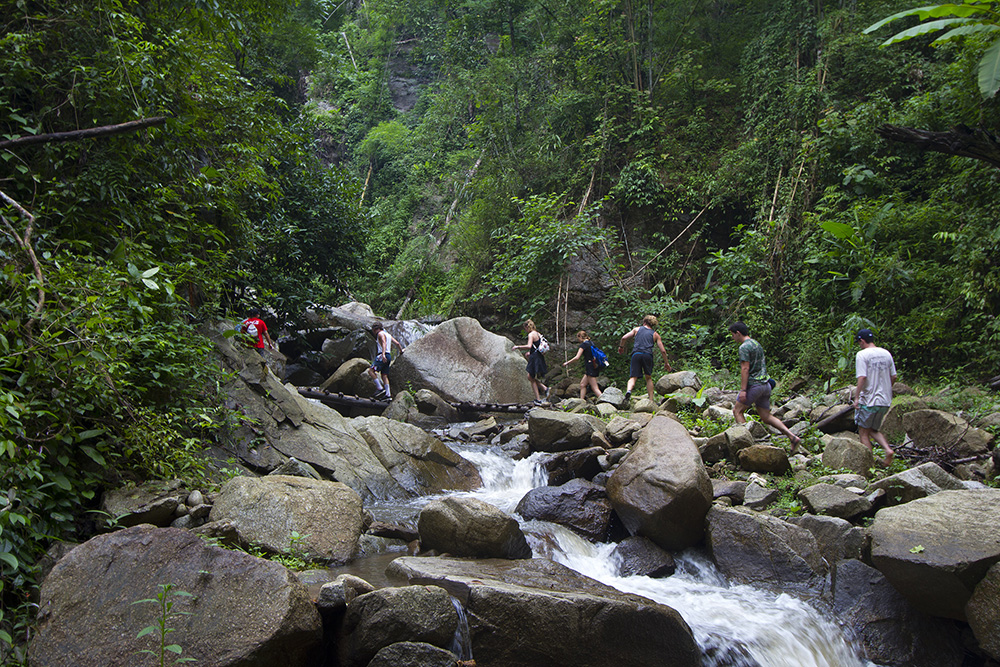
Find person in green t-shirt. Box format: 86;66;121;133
728;322;801;453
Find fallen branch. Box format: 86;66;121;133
0;188;44;339
876;123;1000;170
0;116;167;151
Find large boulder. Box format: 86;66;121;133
737;444;791;474
515;479;614;541
704;506;828;600
796;483;871;520
100;479;188;527
417;496;531;559
540;446;605;485
967;561;1000;661
28;525;321;667
388;317;534;404
209;475;364;564
606;415;713;551
868;489;1000;620
831;559;963;667
386;557;701;667
655;371;702;395
786;514;864;564
351;416;482;495
527;409;606;453
903;409;995;457
319;357;371;393
868;461;966;506
821;434;874;477
340;586;460;667
613;536;676;578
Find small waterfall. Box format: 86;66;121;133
448;595;473;662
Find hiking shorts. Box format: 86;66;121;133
855;405;889;431
629;352;653;378
743;382;771;411
371;353;392;374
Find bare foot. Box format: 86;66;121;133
789;435;802;455
880;451;894;467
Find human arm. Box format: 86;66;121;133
654;333;672;371
263;328;275;350
854;375;866;409
563;346;584;366
617;328;637;354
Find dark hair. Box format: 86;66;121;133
728;322;749;336
371;322;384;332
248;308;262;318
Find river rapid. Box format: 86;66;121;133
350;429;881;667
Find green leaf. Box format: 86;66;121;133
931;22;1000;45
978;35;1000;98
819;221;857;240
910;544;926;553
78;429;104;440
880;17;976;46
141;267;160;278
865;3;991;34
136;626;156;639
0;551;18;570
165;644;183;654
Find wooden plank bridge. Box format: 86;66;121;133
297;387;536;416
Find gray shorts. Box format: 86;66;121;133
855;405;889;431
743;383;771;411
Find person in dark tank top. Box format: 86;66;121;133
617;315;672;402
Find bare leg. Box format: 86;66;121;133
587;376;602;398
529;377;541;401
860;427;894;465
644;375;655;402
380;373;391;397
579;377;587;400
626;377;637;393
758;408;801;452
732;401;748;424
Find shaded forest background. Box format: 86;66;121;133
2;0;999;655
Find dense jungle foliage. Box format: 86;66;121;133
2;0;999;657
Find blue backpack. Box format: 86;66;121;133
590;343;609;368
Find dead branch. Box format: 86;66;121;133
0;188;44;339
876;124;1000;170
0;116;167;151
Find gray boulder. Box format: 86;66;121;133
389;317;534;404
528;409;606;452
101;479;187;527
797;483;871;520
786;514;864;564
868;489;1000;620
655;371;702;395
724;424;754;458
341;586;459;667
268;457;322;479
209;475;363;564
607;415;712;551
383;390;416;422
351;416;482;495
966;561;1000;661
821;434;874;477
705;506;828;599
541;446;605;485
367;642;459;667
737;444;790;474
605;416;644;445
515;479;613;541
28;525;321;667
831;558;963;667
904;409;995;457
319;357;371;393
743;481;780;511
417;496;531;559
386;556;700;667
868;461;966;506
613;536;676;578
711;480;747;504
597;386;628;409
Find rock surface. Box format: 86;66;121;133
417;496;531;559
29;525;321;667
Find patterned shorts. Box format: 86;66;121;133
855;405;889;431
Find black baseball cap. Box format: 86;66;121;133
856;328;874;342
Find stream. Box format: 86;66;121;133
340;426;879;667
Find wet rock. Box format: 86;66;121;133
367;642;459;667
705;506;828;600
607;415;713;551
386;556;700;667
352;416;482;495
209;475;363;564
541;446;605;485
869;489;1000;620
832;559;963;667
417;496;531;559
317;574;376;612
797;484;871;520
341;586;459;667
613;536;676;578
28;525;321;667
737;445;790;474
527;409;606;453
515;479;613;541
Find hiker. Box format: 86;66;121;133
617;315;671;401
241;308;274;353
854;328;897;466
728;322;801;452
563;331;604;400
513;319;550;403
367;322;404;400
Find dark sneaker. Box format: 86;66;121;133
625;390;632;401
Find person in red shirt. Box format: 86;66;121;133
241;308;274;352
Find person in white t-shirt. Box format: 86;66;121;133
853;328;897;466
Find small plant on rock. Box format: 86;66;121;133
133;583;196;666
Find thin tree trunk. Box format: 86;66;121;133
0;189;44;340
0;116;167;151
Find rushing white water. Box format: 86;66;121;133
435;436;879;667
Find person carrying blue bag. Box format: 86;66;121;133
563;330;607;400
